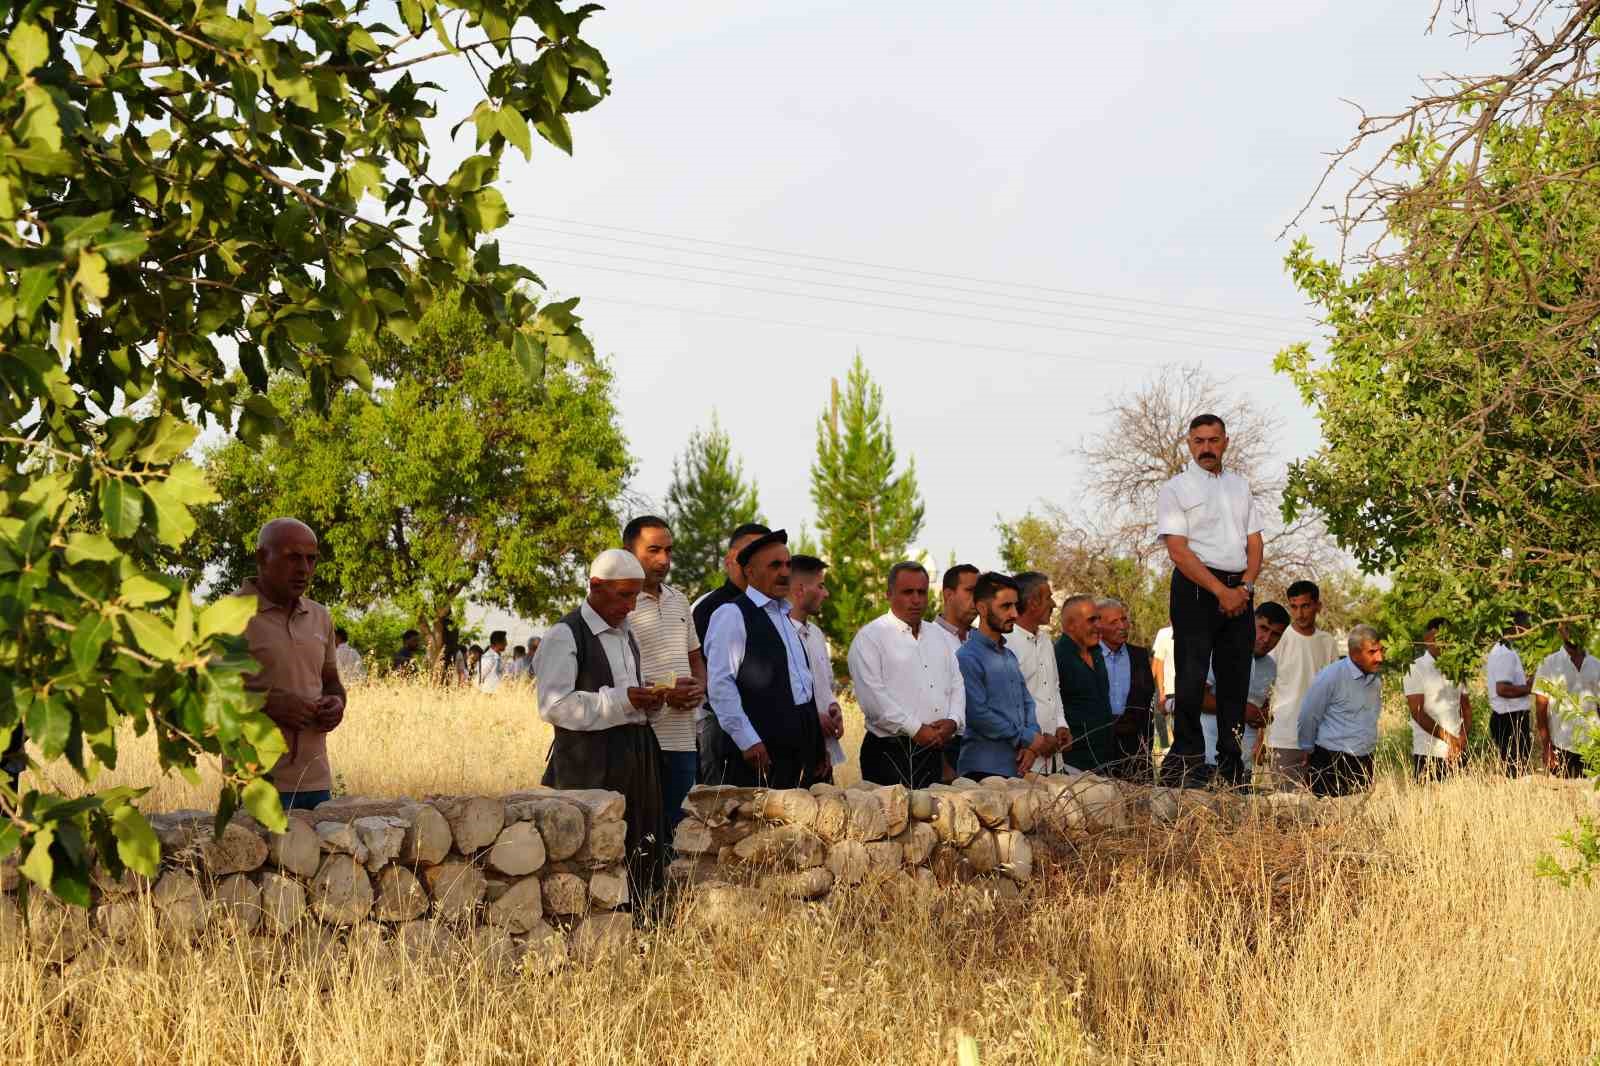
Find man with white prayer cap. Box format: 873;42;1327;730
534;547;669;901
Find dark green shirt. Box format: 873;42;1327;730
1055;635;1116;773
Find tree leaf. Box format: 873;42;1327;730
495;106;531;159
241;777;286;832
94;227;147;266
110;804;161;876
198;593;257;641
133;413;200;464
23;694;71;760
18;828;55;891
99;478;144;538
119;574;172;606
69;613;114;674
462;187;508;232
64;532;119;564
122;610;182;660
16;266;54;321
74;251;109;303
5;21;49;75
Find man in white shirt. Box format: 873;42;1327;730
927;563;980;780
1403;616;1472;781
1150;624;1175;750
534;549;669;898
787;554;846;771
1005;573;1071;773
334;627;366;685
1264;580;1341;790
1533;626;1600;779
476;630;507;693
1153;413;1264;788
848;562;965;789
1485;612;1537;776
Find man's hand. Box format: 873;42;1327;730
932;718;958;744
1543;741;1560;773
313;695;345;731
742;742;772;775
666;677;705;709
627;687;667;715
821;702;845;739
1244;702;1268;728
912;723;945;748
1016;746;1036;776
1216;585;1249;616
1444;731;1467;762
265;690;318;731
1055;726;1073;752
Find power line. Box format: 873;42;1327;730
508;212;1312;326
498;234;1297;346
512;253;1288;357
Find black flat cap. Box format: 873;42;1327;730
736;528;788;567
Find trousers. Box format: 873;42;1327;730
1160;567;1253;788
1489;711;1532;776
859;732;945;790
1308;747;1373;797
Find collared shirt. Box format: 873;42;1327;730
1403;650;1464;759
476;648;505;693
955;630;1039;778
334;642;366;684
1207;653;1278;709
628;583;700;752
1151;625;1176;702
1485;642;1532;714
847;611;967;739
1533;648;1600;754
692;580;743;723
1266;627;1342;749
239;580;338;793
1296;658;1382;755
1010;624;1065;735
704;588;815;752
1100;641;1131;718
533;602;644;732
1155;462;1262;572
793;614;846;765
933;616;970;644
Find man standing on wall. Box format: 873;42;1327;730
1264;580;1341;790
1154;414;1263;788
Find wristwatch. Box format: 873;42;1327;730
1242;582;1255;596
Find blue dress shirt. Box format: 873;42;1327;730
1296;657;1382;755
955;630;1040;778
704;588;815;752
1101;641;1131;717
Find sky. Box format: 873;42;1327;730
429;2;1517;636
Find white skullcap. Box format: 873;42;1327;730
590;548;646;581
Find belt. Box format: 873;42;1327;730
1206;567;1245;587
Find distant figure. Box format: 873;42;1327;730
787;554;846;772
1007;572;1071;773
1264;581;1341;790
509;645;529;680
334;627;367;684
1056;595;1114;775
392;629;423;675
957;573;1051;781
239;518;347;812
1100;598;1157;781
930;563;980;779
1150;623;1175;751
465;644;483;685
1155;414;1264;789
1404;617;1471;781
1203;602;1289;782
534;548;668;900
1532;625;1599;779
1485;612;1537;776
623;515;707;832
1297;625;1385;797
691;522;771;781
476;631;508;692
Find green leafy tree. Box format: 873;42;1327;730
0;0;611;900
809;354;925;651
663;415;761;601
190;293;632;663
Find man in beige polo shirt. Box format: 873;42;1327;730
240;518;346;811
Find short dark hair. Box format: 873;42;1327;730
942;563;980;591
489;629;507;646
335;626;349;642
468;643;483;654
402;628;421;640
1012;571;1050;607
622;515;670;547
789;554;827;578
1255;601;1290;628
1423;616;1447;634
887;561;928;594
513;645;526;655
1189;413;1226;433
973;571;1019;603
1285;580;1321;601
728;522;770;550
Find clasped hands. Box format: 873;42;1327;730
911;718;959;749
267;690;344;732
1215;584;1251;617
627;676;705;715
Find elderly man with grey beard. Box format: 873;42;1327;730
1296;624;1386;797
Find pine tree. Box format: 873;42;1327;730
810;353;926;652
664;415;763;600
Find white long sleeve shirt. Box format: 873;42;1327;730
705;589;814;752
1533;648;1600;754
1007;623;1065;735
847;612;966;739
793;615;846;765
532;603;645;731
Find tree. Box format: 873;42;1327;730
190;292;632;664
997;509;1169;645
0;0;612;900
662;415;762;601
809;354;925;652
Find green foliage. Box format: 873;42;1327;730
330;602;415;673
663;415;762;601
0;0;611;901
996;511;1169;645
188;292;632;659
809;354;925;652
1278;100;1600;676
1536;815;1600;888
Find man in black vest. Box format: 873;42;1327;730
703;529;828;788
533;548;675;902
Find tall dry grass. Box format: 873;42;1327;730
7;679;1600;1065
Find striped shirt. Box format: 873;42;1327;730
628;583;700;751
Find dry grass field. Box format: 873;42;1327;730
5;679;1600;1066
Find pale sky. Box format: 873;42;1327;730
432;2;1510;582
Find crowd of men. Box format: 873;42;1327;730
236;412;1598;903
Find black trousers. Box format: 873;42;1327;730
1159;567;1253;788
1489;711;1532;776
1551;747;1588;779
1308;747;1373;798
716;698;827;789
860;732;945;790
1412;753;1461;782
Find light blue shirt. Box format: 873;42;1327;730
955;631;1040;779
704;588;815;752
1296;657;1382;755
1100;641;1131;718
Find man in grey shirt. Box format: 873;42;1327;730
1297;625;1386;797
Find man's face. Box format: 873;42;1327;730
1097;606;1129;649
256;525;319;603
945;572;979;627
632;526;674;586
725;534;760;588
1019;583;1054;628
791;571;828;615
889;570;929;625
1254;617;1288;657
404;632;421;652
491;639;506;653
1420;626;1440;658
1062;601;1099;647
1187;423;1228;473
980;589;1019;634
589;578;642;627
1286;594;1321;634
744;544;791;599
1350;639;1385;674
